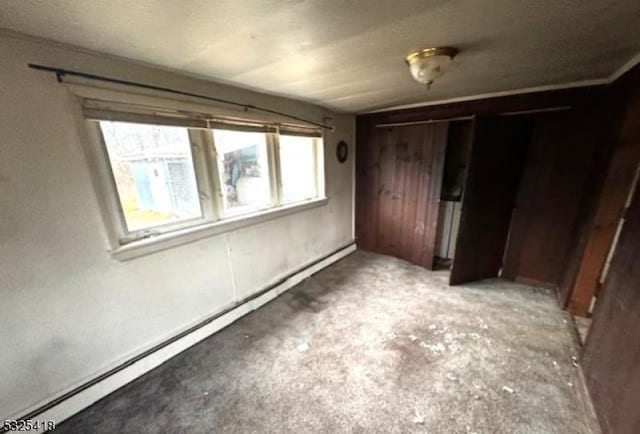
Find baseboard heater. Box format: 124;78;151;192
7;242;356;432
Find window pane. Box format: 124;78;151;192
99;121;201;232
279;135;318;203
212;130;271;213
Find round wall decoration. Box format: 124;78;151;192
336;140;349;163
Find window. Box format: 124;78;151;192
279;135;319;204
100;121;202;232
92;113;324;248
213;130;272;214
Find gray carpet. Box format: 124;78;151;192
56;251;594;433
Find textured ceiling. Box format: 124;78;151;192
1;0;639;113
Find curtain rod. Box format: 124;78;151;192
376;115;473;128
27;63;334;131
498;106;572;116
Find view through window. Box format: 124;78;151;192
100;121;201;231
212;130;271;213
279;135;318;204
96;117;324;242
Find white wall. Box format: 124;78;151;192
434;201;462;260
0;33;354;419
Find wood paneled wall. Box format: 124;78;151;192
582;186;640;434
363;86;605;126
355;121;448;268
580;70;640;434
358;85;609;280
567;89;640;315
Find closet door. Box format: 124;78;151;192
357;122;448;269
501;111;599;288
450;117;530;285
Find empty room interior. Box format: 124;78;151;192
2;1;640;433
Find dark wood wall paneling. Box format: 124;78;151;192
580;65;640;434
355;117;376;251
357;85;609;276
567;85;640;315
555;103;623;308
449;116;531;284
583;184;640;434
355;120;449;268
363;86;606;126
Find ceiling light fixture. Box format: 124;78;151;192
405;47;458;88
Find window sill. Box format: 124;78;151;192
110;197;329;261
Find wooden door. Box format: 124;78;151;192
450;117;530;285
355;121;448;269
501;111;600;288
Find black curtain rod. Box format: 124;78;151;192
27;63;334;130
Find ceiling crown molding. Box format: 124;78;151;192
361;51;640;115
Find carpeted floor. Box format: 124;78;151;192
56;251;596;433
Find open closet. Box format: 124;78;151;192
356;107;607;289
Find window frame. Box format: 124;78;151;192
276;134;322;205
93;122;216;243
84;104;326;257
210;129;277;219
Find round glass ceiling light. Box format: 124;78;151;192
405;47;458;87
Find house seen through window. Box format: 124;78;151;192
100;121;201;232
